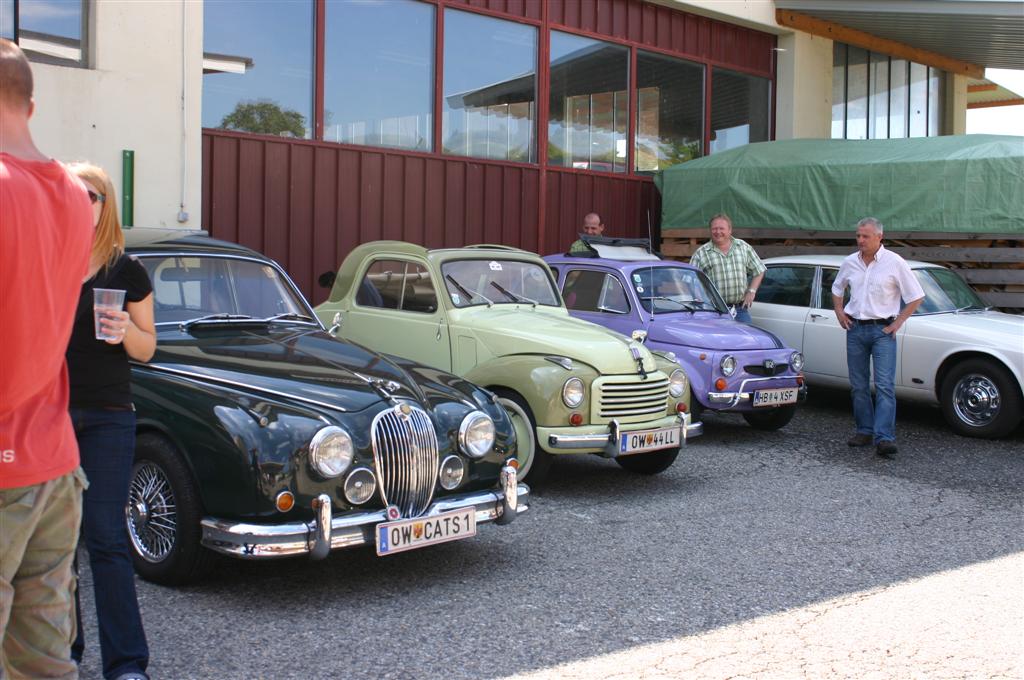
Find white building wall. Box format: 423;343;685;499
28;0;203;230
775;30;833;140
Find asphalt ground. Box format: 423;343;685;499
76;387;1023;679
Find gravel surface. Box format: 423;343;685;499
76;388;1023;679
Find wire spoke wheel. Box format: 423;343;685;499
127;461;178;563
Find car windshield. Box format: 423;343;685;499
441;259;560;308
631;266;729;314
139;255;311;325
913;268;987;314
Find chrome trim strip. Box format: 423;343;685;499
199;484;530;560
133;363;349;414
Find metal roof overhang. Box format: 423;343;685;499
775;1;1024;73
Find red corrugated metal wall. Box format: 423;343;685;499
203;0;773;304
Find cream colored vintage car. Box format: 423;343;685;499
750;255;1024;439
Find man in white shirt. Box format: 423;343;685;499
832;217;925;458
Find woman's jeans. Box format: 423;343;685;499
845;324;898;443
70;408;149;680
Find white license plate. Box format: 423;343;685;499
619;426;680;455
375;509;476;556
752;387;798;407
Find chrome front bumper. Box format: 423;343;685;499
201;467;528;560
546;412;702;458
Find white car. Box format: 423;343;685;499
749;255;1024;439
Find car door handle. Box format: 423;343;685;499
810;313;826;320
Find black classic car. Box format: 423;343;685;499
123;229;528;585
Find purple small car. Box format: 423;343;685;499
545;239;807;430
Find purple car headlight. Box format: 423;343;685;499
791;352;805;372
720;354;737;377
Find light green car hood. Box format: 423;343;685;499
450;305;657;375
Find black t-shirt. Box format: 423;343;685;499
66;253;153;408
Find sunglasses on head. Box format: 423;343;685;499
88;190;105;204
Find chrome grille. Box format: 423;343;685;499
592;374;670;423
371;404;439;518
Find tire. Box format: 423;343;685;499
615;448;679;475
127;433;215;585
688;388;704;424
940;358;1023;439
494;390;553;485
742;404;797;431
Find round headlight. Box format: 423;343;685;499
562;377;585;408
309;426;354;478
438;455;465;490
720;354;737;377
790;351;805;372
343;467;376;505
669;369;687;397
458;411;495;458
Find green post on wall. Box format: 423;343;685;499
121;149;134;228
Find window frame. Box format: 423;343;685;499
8;0;90;68
354;257;439;315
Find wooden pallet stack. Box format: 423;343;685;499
661;228;1024;313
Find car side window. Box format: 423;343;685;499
757;266;816;307
563;269;629;314
357;259;437;314
818;268;849;309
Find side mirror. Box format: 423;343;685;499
631;329;648;343
318;271;337;289
328;312;342;337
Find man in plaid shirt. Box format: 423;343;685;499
689;213;766;323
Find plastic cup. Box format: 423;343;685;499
94;288;126;340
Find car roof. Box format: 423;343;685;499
761;254;940;269
544;254;700;274
124;227;264;259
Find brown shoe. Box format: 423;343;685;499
876;441;897;458
847;433;873;447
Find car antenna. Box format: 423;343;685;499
646;209;655;329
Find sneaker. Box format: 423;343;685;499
847;433;873;447
876;441;897;458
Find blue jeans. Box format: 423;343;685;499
846;324;898;443
732;306;752;324
70;408;149;680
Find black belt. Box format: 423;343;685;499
852;317;895;325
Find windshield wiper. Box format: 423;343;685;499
446;274;492;306
180;314;256;330
954;304;989;313
490;281;538;306
262;312;316;324
641;295;699;312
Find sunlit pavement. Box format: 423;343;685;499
504;552;1023;679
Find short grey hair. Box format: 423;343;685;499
856;217;884;234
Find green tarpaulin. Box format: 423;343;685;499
655;135;1024;234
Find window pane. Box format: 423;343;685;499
928;67;944;136
401;263;438;314
1;0;14;40
889;59;908;138
869;52;889;139
831;43;846;139
549;31;629;173
758;266;815;307
909;62;928;137
442;9;536;162
16;0;84;64
845;46;868;140
635;51;703;171
710;68;770;153
562;270;629;314
203;1;314;138
324;0;433;151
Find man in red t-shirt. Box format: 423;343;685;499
0;38;92;677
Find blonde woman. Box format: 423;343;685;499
66;163;154;680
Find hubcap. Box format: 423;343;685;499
127;462;178;563
952;373;1001;427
